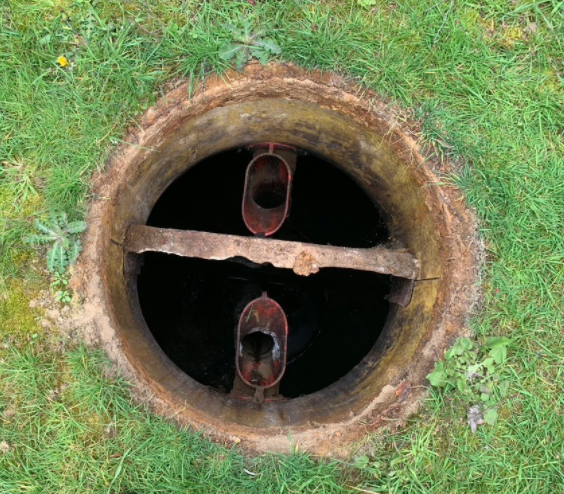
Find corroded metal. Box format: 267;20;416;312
242;143;297;236
124;225;420;279
235;293;288;396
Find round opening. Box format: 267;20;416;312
241;331;275;361
240;332;276;388
78;64;479;454
138;148;390;397
254;188;285;209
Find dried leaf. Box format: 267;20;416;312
467;405;484;433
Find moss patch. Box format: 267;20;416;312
0;278;48;338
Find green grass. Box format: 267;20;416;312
1;0;563;492
0;345;350;493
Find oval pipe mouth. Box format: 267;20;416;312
76;63;481;455
236;293;288;392
242;152;292;236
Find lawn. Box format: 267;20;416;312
1;0;563;492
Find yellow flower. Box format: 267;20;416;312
57;56;69;67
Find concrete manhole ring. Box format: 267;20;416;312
74;62;481;455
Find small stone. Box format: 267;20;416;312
334;431;342;437
233;437;242;444
0;441;10;453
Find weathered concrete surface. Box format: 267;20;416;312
73;62;482;456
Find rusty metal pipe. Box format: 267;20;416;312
236;293;288;391
242;144;295;236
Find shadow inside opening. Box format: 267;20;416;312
137;148;392;398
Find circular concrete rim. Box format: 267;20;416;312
74;62;481;455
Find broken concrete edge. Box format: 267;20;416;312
71;62;484;456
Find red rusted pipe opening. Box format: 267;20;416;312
236;293;288;389
242;152;292;236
